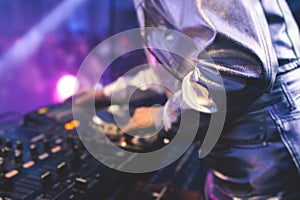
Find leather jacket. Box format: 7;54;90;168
132;0;300;111
132;0;300;198
104;0;300;196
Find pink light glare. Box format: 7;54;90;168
54;74;79;102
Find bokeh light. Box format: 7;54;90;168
54;74;79;102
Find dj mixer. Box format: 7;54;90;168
0;100;203;200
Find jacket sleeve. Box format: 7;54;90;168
103;67;166;103
158;35;270;132
134;0;278;132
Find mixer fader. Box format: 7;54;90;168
0;101;203;200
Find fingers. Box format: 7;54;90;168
122;117;152;133
72;90;93;105
122;120;136;133
121;107;159;133
72;89;108;106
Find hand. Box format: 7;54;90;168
72;89;110;108
122;106;161;133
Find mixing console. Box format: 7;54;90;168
0;101;203;200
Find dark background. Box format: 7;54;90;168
0;0;299;118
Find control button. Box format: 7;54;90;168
14;151;22;164
40;171;52;188
5;139;12;149
43;139;50;153
3;147;10;155
163;138;170;144
0;148;6;158
16;141;23;151
55;138;63;144
0;158;4;172
75;177;87;191
5;170;19;179
64;123;74;131
23;161;35;169
70;145;80;167
56;162;67;178
64;120;80;131
51;146;61;154
30;144;37;159
73;145;80;154
71;120;80;128
37;107;48;114
67;135;74;148
38;153;49;161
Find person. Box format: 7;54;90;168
75;0;300;199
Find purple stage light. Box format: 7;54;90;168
54;74;79;102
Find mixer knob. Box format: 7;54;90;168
75;177;88;191
0;148;6;158
2;170;18;191
56;161;67;178
0;159;4;172
40;171;52;189
16;141;23;151
5;139;12;149
14;151;23;164
70;145;80;167
43;139;50;153
30;144;37;159
73;145;80;159
67;135;74;148
73;144;80;152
